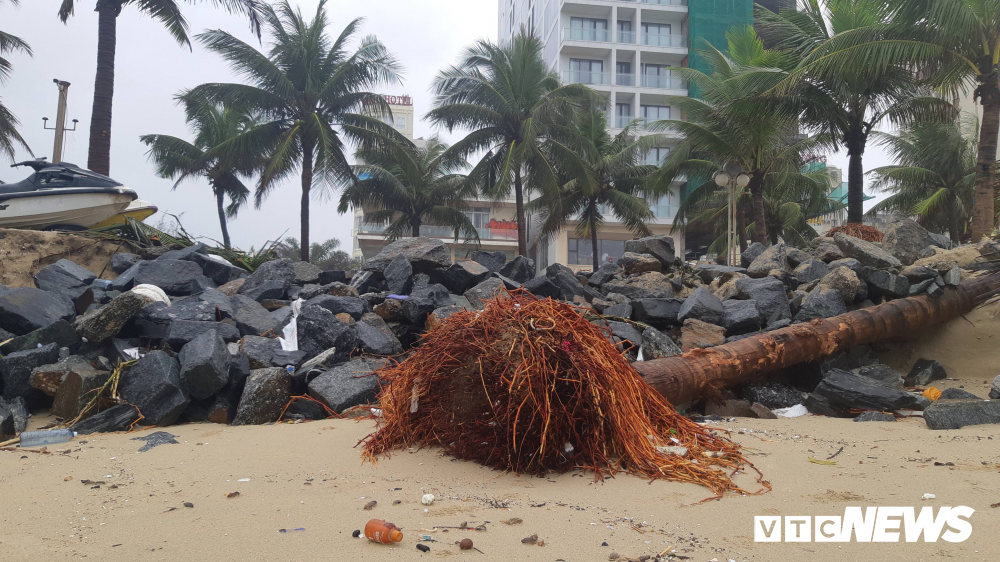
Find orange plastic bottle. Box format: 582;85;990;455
364;519;403;544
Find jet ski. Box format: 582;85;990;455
1;158;137;230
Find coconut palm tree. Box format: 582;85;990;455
529;109;664;271
140;99;257;249
754;0;955;226
427;30;598;256
649;26;829;245
339;138;480;242
185;0;405;261
1;0;31;161
56;0;266;176
867;115;979;243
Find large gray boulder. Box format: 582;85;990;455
239;259;294;301
471;250;506;273
383;254;413;295
0;343;60;401
178;330;231;400
118;351;189;426
603;272;675;299
735;277;791;323
433;261;490;294
0;396;28;437
747;244;791;278
631;298;684;328
794;286;847;323
833;233;901;269
624;235;675;267
292;261;323;285
133;260;205;296
619;252;661;275
990;375;1000;400
402;283;451;323
51;361;111;420
741;242;766;268
34;259;96;314
499;255;535;283
588;262;621;286
296;306;358;358
362;237;451;273
307;358;387;413
187;253;247;286
881;215;949;266
818;267;862;304
232;367;291;425
2;319;80;355
165;320;240;349
304;295;365;320
230;294;281;337
0;287;76;335
813;369;924;412
924;400;1000;430
792;260;829;284
677;286;724;326
70;403;141;435
639;326;682;360
722;299;761;335
464;278;505;310
354;321;402;355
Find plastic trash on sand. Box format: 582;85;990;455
278;299;304;351
773;404;808;418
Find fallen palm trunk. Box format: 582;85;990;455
634;272;1000;405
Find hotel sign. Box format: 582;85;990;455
382;95;412;106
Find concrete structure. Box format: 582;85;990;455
500;0;753;271
351;95;521;262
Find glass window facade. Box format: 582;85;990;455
568;238;626;266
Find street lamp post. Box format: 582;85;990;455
714;165;751;267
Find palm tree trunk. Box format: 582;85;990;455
411;219;420;238
972;87;1000;240
514;167;527;257
300;143;314;262
749;176;767;245
947;191;960;244
215;188;231;250
590;201;600;272
846;131;865;225
87;2;117;175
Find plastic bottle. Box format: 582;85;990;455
92;279;113;290
364;519;403;544
19;429;76;447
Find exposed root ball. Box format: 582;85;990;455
362;291;768;499
827;223;884;242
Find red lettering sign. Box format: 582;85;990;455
381;94;413;106
488;219;517;230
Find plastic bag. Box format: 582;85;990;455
278;299;304;351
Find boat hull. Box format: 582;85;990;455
0;188;136;230
90;198;158;228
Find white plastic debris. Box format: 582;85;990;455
122;348;142;360
278;299;304;351
564;442;575;453
922;493;936;500
237;478;250;482
204;254;232;265
421;494;435;506
657;446;688;457
773;404;808;418
131;284;170;306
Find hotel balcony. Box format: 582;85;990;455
564;70;613;86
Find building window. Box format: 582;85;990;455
464;207;490;229
569;58;604;84
641;64;676;88
645;146;670;166
640;104;670;127
568;238;626;266
617;20;634;43
651;191;675;219
396;116;406;129
615;103;632;127
569;17;608;41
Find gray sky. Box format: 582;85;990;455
1;0;498;251
1;0;887;253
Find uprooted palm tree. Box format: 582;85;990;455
338;137;480;242
1;0;32;161
57;0;266;176
529;109;665;271
140;99;257;249
427;30;598;256
754;0;954;225
649;26;831;245
867;114;979;243
186;0;406;261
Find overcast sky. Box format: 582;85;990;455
1;0;498;251
1;1;887;253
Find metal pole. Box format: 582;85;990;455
52;80;71;163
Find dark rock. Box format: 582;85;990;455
814;369;925;412
464;278;505;310
602;272;675;299
833;233;901;269
31;355;104;398
939;388;980;400
1;343;60;401
143;297;218;323
433;261;490;294
619;252;661;275
867;269;910;299
109;261;142;291
854;411;896;422
677;286;724;326
0;319;80;355
373;297;406;322
704;398;755;418
498;255;535;284
881;216;946;266
270;349;307;368
298;282;359;300
0;288;76;336
722;300;761;335
631;298;684;328
318;270;347;285
803;392;844;417
187;253;247;285
901;265;938;282
307;358;387;413
178;331;230;400
297;306;358;358
70;403;141;435
232;367;292;425
588;262;620;286
607;321;643;349
429;305;464;323
118;351;189;426
239;335;281;369
794;287;847;322
111;253;142;274
383;254;413;295
747;244;791;277
304;295;365;320
34;259;96;314
818;268;862;304
751;403;778;419
156;243;207;261
923;399;1000;430
736;277;791;323
403;284;451;323
680;318;725;351
230;294;281;337
764;318;792;332
363;237;451;273
132;260;205;296
354;322;402;355
603;302;632;319
989;375;1000;400
906;359;947;386
792;260;828;284
943;264;961;286
239;258;294;302
495;273;521;291
348;270;381;294
0;396;28;436
908;278;936;295
543;264;585;301
52;364;111;420
190;288;235;319
284;397;329;420
471;251;506;273
165;320;240;349
811;237;845;262
741;242;766;268
694;264;746;285
241;279;287;302
624;234;675;267
640;327;682;360
742;382;806;409
852;364;904;389
292;261;323;285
